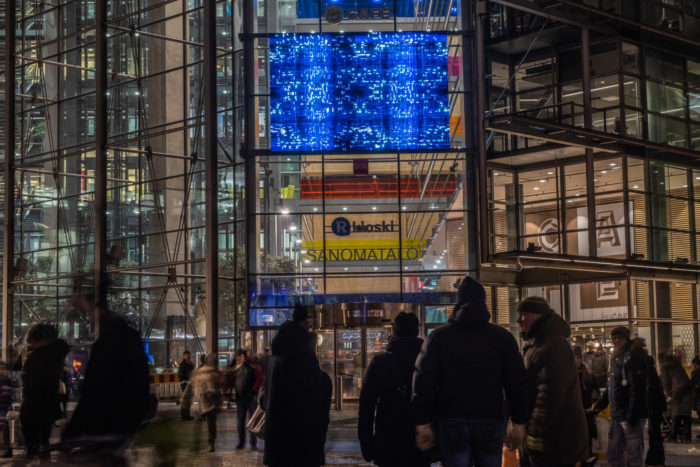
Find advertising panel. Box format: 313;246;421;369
270;32;450;152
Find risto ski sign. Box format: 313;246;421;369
302;239;426;262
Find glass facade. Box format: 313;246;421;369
3;0;700;392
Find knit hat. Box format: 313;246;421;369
610;326;630;341
292;304;308;323
456;276;486;305
392;312;419;338
516;296;553;315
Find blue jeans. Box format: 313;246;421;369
439;418;506;467
608;418;645;467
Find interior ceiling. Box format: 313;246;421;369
488;144;590;166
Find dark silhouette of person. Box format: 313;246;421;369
359;312;430;467
263;305;329;467
61;292;153;462
20;322;69;459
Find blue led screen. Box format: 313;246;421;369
270;33;450;152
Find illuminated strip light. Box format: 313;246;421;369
518;255;700;273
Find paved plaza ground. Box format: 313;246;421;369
2;401;700;465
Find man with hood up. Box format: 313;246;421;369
359;312;429;467
411;277;528;467
517;297;589;467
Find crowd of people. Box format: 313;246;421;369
6;275;700;466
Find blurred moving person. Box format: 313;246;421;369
20;323;69;460
234;349;264;450
692;356;700;438
412;277;527;467
181;353;225;453
638;339;666;466
358;312;429;467
61;290;152;463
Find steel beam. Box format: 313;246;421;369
3;0;17;362
244;0;257;331
203;0;219;355
488;0;613;34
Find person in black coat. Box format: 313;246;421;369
359;312;429;467
574;349;597;458
636;339;666;466
412;277;528;467
692;356;700;437
263;306;328;467
518;297;589;467
61;294;152;461
20;323;69;459
593;326;648;467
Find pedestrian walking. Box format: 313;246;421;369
178;350;195;421
263;305;329;467
691;356;700;438
638;339;666;466
659;351;693;443
517;297;589;467
592;326;648;467
19;323;69;460
61;290;153;463
574;348;597;458
359;312;430;467
234;349;263;450
411;277;528;467
181;353;225;452
590;345;610;390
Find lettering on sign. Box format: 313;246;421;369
325;5;392;23
331;217;398;236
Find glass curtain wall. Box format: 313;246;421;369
3;0;242;370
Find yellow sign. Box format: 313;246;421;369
302;239;426;262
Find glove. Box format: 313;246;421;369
415;423;435;451
505;423;526;450
526;435;545;452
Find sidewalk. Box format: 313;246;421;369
3;402;700;465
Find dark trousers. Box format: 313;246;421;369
236;395;257;447
438;418;505;467
194;410;217;446
670;414;691;441
645;411;665;466
21;416;52;458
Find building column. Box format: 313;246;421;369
3;0;16;362
582;27;597;258
204;0;219;355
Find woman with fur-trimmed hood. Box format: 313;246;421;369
181;353;226;452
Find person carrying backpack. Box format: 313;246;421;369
359;312;430;467
234;349;260;450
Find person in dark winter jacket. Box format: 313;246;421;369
637;339;666;466
359;312;429;467
178;350;195;421
593;326;648;467
234;349;259;450
518;297;589;467
61;294;152;461
659;352;692;443
263;311;329;467
412;277;528;467
20;323;69;459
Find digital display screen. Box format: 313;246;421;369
296;0;459;19
270;32;450;152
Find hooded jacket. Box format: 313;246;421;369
411;302;527;425
359;336;429;467
182;354;226;415
522;312;589;466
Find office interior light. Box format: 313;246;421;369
270;32;450;152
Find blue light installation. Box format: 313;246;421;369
270;32;450;152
